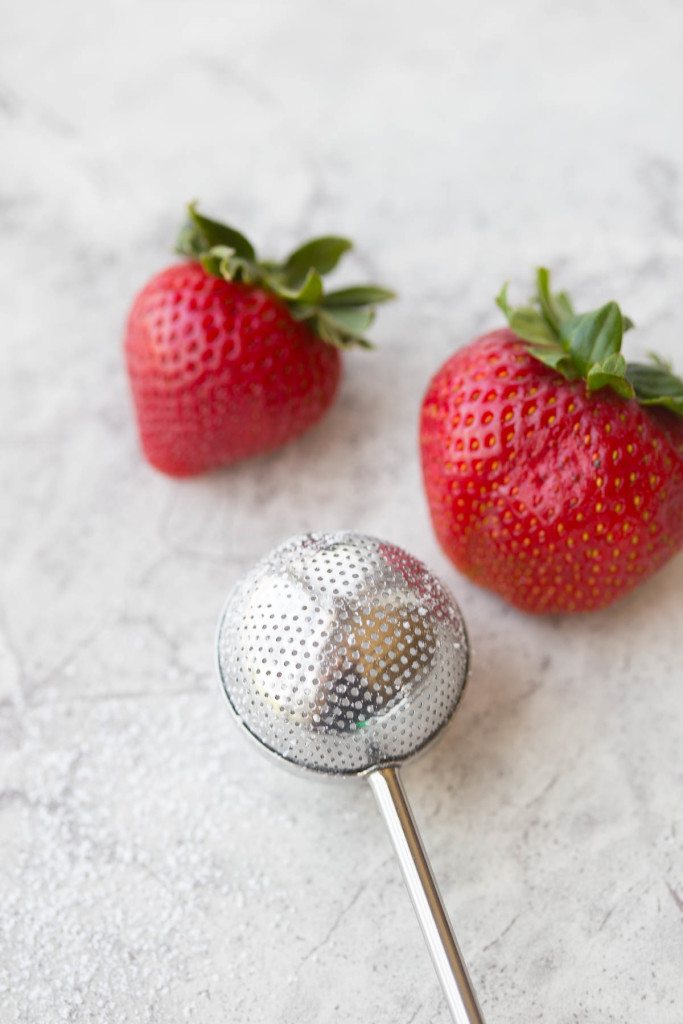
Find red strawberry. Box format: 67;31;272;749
125;205;394;476
420;269;683;613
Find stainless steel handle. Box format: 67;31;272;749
367;765;486;1024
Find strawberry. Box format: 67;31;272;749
420;269;683;613
125;204;393;475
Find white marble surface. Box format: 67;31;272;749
2;1;683;1021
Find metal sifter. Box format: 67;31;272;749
216;531;486;1024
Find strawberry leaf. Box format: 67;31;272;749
506;306;560;348
283;237;352;286
178;203;256;261
559;302;625;376
315;311;373;349
586;353;635;398
495;283;513;319
525;344;577;377
497;284;562;349
271;267;324;305
498;270;639;396
323;285;396;307
497;272;683;415
536;267;574;331
322;307;376;334
497;292;574;373
497;267;683;413
176;204;394;350
626;359;683;414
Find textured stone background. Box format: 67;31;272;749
2;1;683;1021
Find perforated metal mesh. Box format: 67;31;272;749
217;532;469;776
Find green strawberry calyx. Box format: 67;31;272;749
176;203;395;349
496;268;683;415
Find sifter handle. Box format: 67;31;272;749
367;765;486;1024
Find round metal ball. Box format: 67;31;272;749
216;531;470;776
